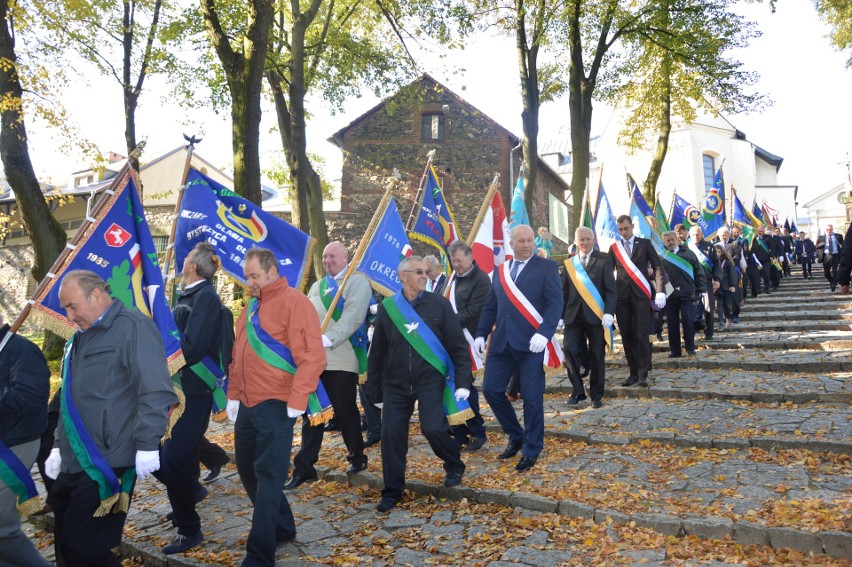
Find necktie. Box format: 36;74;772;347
581;255;588;268
625;240;632;256
510;260;524;281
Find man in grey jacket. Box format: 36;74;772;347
45;270;176;566
286;242;371;488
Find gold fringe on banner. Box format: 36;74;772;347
358;372;367;385
29;308;75;340
166;353;187;376
212;410;228;423
163;385;186;442
16;495;42;518
93;493;120;518
307;406;334;427
113;491;131;515
446;407;475;426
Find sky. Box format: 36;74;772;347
24;0;852;213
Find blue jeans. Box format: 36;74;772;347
234;400;296;567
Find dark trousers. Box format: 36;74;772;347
293;370;365;478
234;400;296;567
199;436;229;470
782;257;792;276
770;261;781;288
823;255;841;290
716;290;735;325
450;381;486;444
49;470;133;566
482;346;546;458
801;261;813;277
747;264;760;297
36;411;60;496
152;393;211;536
380;388;464;499
666;297;696;356
564;321;605;402
359;385;381;441
703;285;716;338
615;296;652;380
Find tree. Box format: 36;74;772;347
0;0;69;355
601;0;764;205
200;0;273;204
265;0;413;275
815;0;852;68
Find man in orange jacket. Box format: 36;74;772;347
227;247;326;567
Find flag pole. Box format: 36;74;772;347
405;149;437;230
0;144;145;355
319;188;394;333
465;173;501;247
161;135;201;305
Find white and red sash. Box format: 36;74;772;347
611;240;652;300
447;278;484;372
497;262;563;369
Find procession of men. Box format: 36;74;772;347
0;208;841;565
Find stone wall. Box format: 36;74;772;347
0;244;36;330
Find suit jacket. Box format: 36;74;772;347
561;251;617;326
430;273;447;295
475;255;563;352
608;237;665;301
818;233;843;262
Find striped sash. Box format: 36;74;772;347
564;257;613;352
319;274;369;374
0;440;41;517
688;241;715;273
245;297;333;425
611;240;652;299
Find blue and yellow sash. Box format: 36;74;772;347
319;274;369;375
60;337;135;517
245;297;333;425
383;294;474;426
0;440;41;517
564;257;613;352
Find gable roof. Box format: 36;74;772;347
803;183;847;209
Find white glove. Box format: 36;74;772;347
367;326;374;342
374;402;383;409
654;292;666;310
602;313;614;328
701;292;710;312
321;334;333;348
473;337;486;358
557;319;564;331
226;400;240;423
454;388;470;402
369;304;378;315
135;450;160;480
287;406;305;418
529;333;548;353
45;448;61;480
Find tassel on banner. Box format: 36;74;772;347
307;406;334;427
16;495;42;518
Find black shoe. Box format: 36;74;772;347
324;419;340;432
444;470;463;487
515;456;537;472
377;495;400;512
162;531;203;554
686;350;696;357
464;436;487;452
637;380;648;387
201;464;223;484
621;377;638;387
731;316;739;323
656;333;663;341
277;532;296;545
364;437;381;448
579;366;590;378
567;394;587;405
668;353;682;358
592;400;603;409
284;474;318;490
347;462;367;475
497;441;523;459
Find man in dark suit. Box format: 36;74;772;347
561;227;616;409
661;231;706;358
689;225;721;339
475;225;562;473
768;228;785;289
795;232;816;279
819;224;843;291
609;215;665;388
424;255;448;295
717;226;743;323
750;225;773;295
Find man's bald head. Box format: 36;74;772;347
322;241;349;277
510;224;536;261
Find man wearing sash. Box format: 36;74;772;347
717;226;743;323
661;231;706;358
47;270;176;566
0;315;51;566
561;227;616;409
287;242;370;489
750;225;773;295
688;226;721;341
474;225;562;473
153;242;224;554
446;240;491;451
366;256;472;512
609;216;665;388
227;248;325;566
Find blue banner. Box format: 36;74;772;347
33;174;184;373
593;182;620;250
509;175;530;228
700;167;726;238
409;166;460;254
175;169;313;289
357;197;412;296
627;174;655;221
670;194;700;229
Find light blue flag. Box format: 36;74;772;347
593;182;620;251
356;197;412;296
627;174;655;224
509;176;529;228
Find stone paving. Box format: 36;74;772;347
23;278;851;565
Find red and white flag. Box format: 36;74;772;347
472;190;513;276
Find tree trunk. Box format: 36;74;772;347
229;84;264;205
515;0;540;226
643;56;672;208
122;0;137;156
0;0;68;357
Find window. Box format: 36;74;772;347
421;113;445;142
702;154;715;193
153;235;169;254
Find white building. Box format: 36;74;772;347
800;184;850;235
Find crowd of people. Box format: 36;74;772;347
1;216;847;566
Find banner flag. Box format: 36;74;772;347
670;194;700;229
700;166;726;239
509;175;530;228
32;174;185;374
470;189;512;274
356;197;412;296
409;166;460;255
175;168;313;290
731;190;757;244
593;182;620;251
627;174;656;228
654;199;671;233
